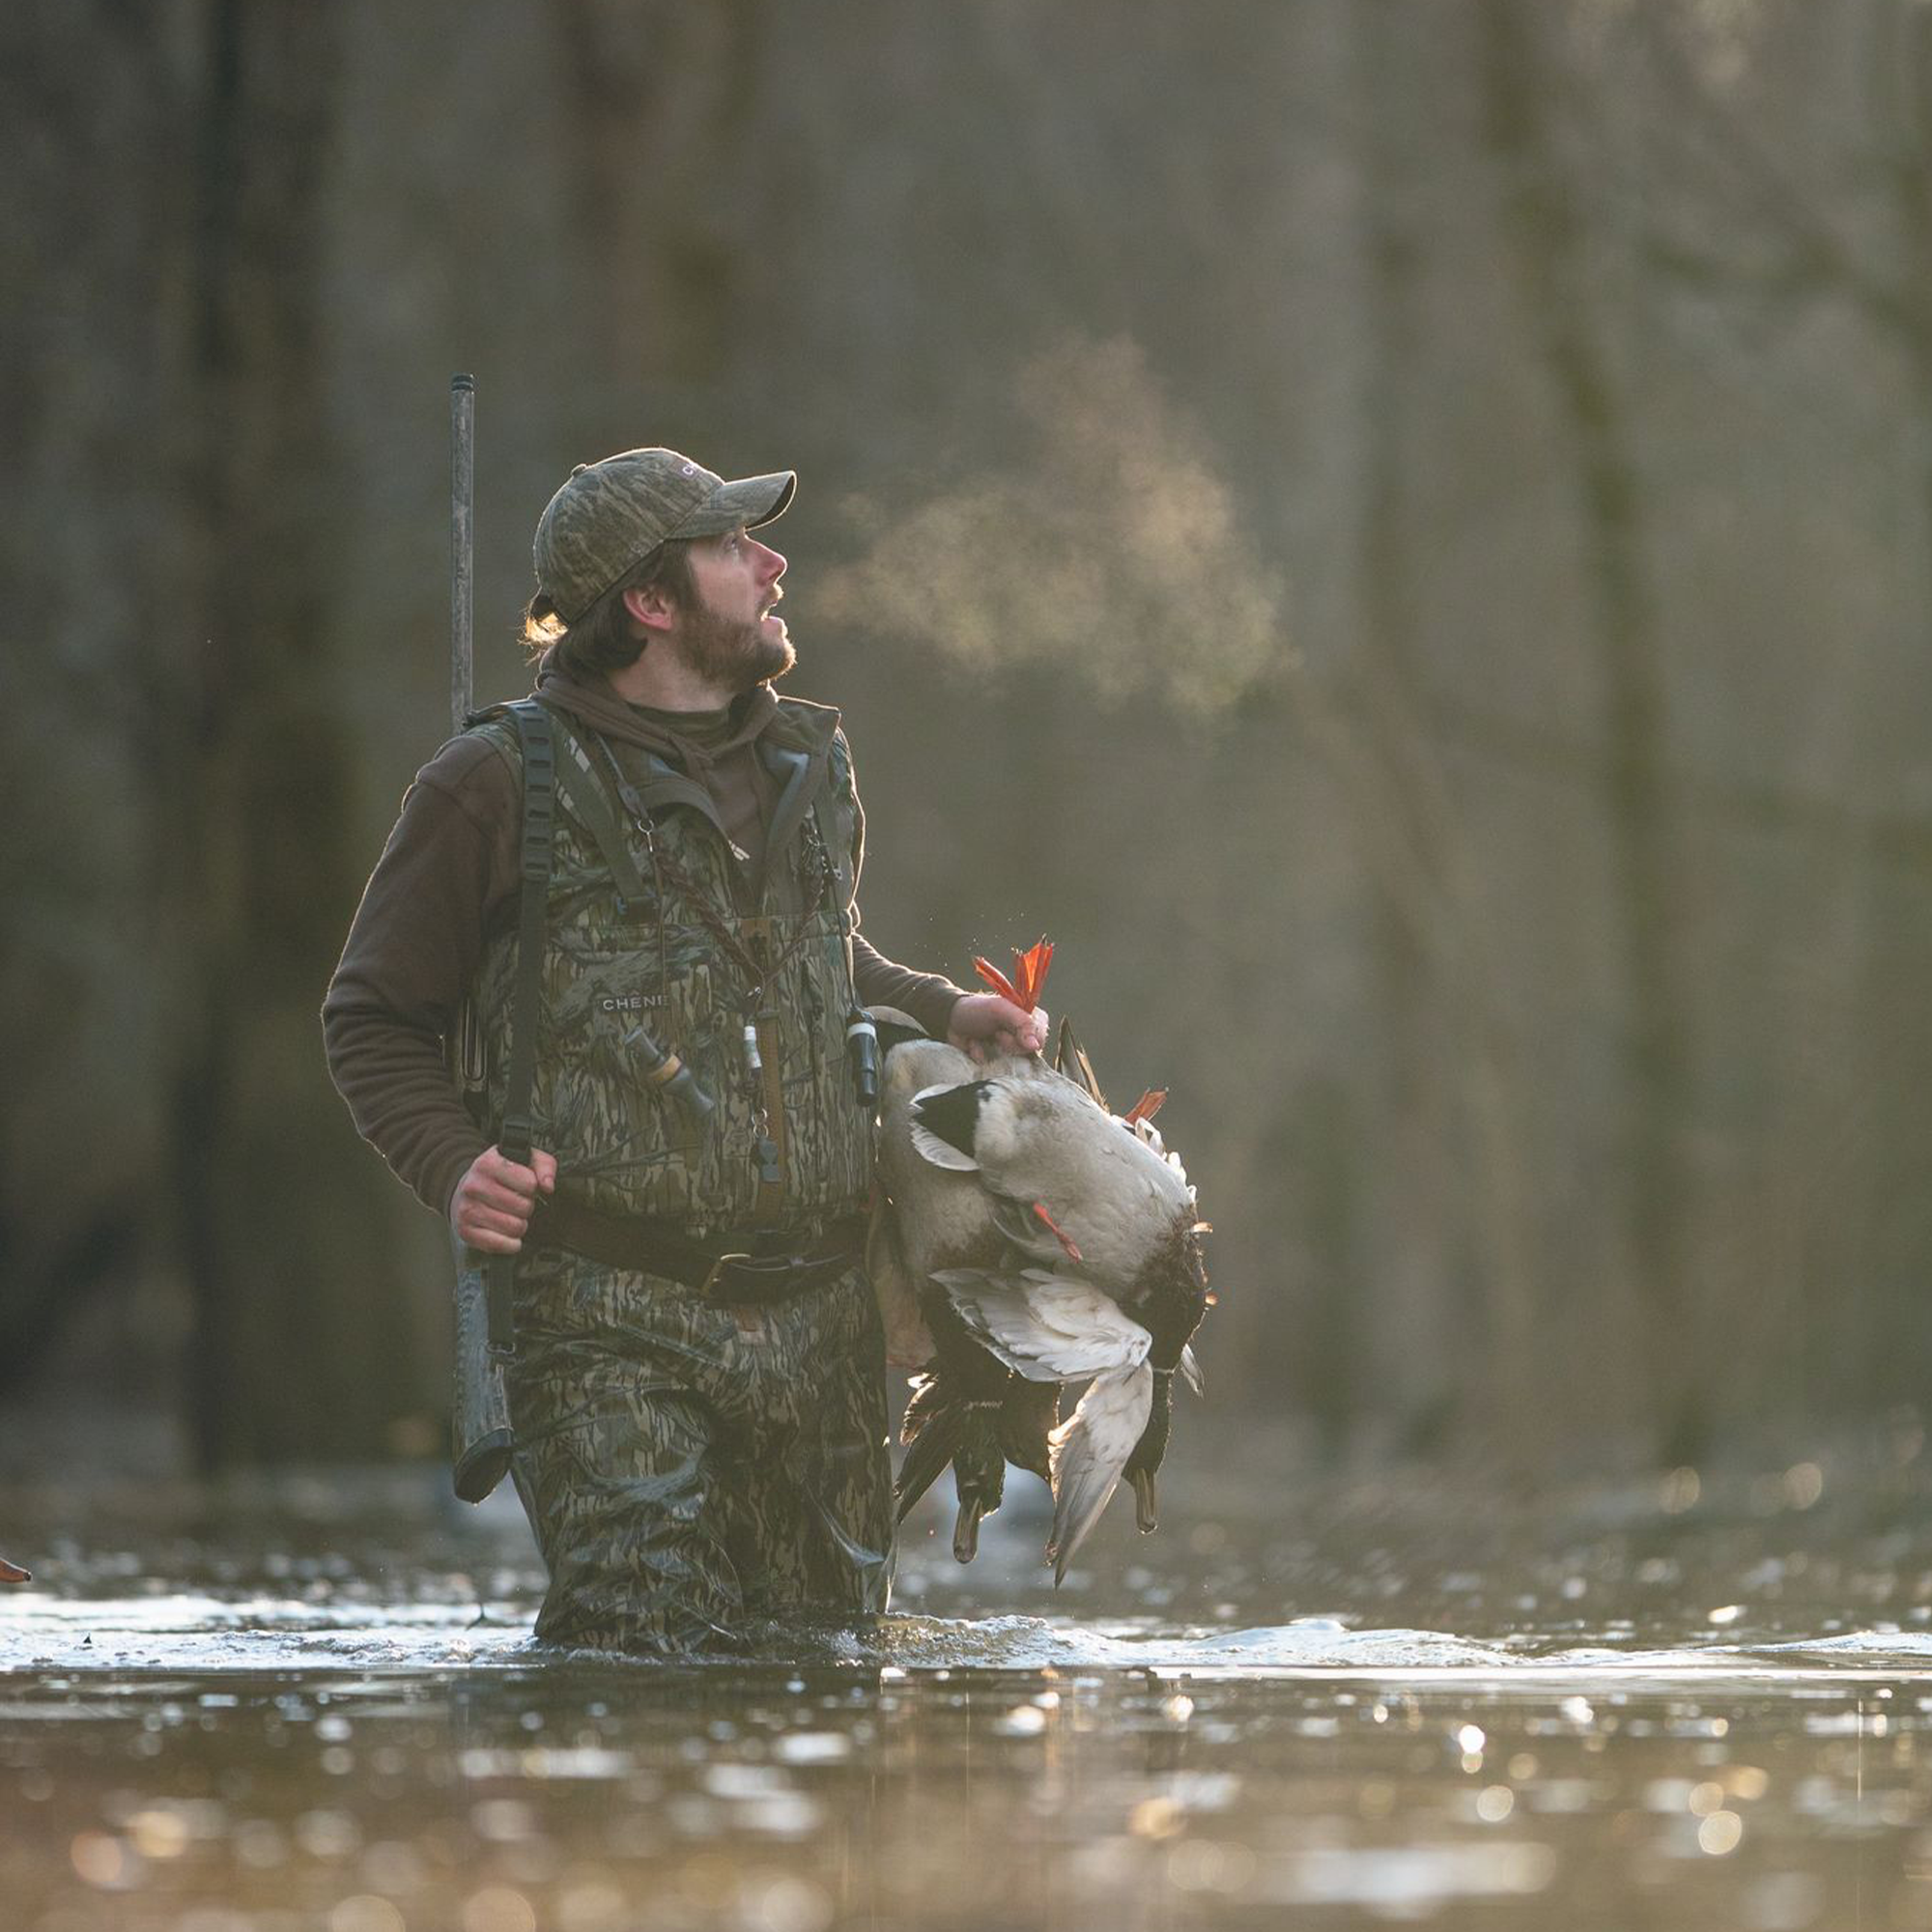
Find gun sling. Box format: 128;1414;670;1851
484;697;556;1356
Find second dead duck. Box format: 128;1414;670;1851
875;948;1211;1578
875;1038;1064;1560
910;1059;1211;1580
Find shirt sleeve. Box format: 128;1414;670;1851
321;734;519;1217
852;933;966;1041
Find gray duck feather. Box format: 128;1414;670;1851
880;1037;1211;1578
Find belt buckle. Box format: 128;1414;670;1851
699;1251;754;1300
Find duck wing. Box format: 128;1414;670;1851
1051;1016;1110;1111
930;1266;1157;1579
895;1304;1009;1515
931;1268;1151;1383
895;1372;961;1520
895;1274;1058;1562
895;1367;1035;1562
1046;1363;1154;1583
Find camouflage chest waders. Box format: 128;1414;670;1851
465;698;892;1654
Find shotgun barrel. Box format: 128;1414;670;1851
447;373;516;1505
450;374;474;733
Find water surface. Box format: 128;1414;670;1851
7;1445;1932;1929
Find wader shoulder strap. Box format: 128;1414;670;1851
486;696;556;1355
546;723;654;908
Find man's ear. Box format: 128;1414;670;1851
622;583;679;635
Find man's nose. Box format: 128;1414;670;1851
754;538;786;582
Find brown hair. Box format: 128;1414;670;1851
522;537;699;678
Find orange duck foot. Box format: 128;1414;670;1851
972;938;1054;1013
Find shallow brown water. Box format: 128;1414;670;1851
8;1440;1932;1930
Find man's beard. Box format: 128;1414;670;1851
678;602;795;690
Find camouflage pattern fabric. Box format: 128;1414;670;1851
533;448;795;623
507;1250;893;1655
462;697;888;1652
467;699;873;1237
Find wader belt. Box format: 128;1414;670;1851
526;1201;867;1304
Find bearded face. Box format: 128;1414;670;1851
675;596;795;690
629;526;795;696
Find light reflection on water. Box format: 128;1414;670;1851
6;1455;1932;1929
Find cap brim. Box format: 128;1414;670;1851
672;469;796;540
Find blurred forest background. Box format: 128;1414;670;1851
5;0;1930;1483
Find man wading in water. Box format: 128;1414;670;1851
325;447;1043;1653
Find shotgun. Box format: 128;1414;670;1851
447;372;516;1504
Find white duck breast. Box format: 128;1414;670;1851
910;1068;1195;1293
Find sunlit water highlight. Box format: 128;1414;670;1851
8;1451;1932;1928
14;1594;1932;1682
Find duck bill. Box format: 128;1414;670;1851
0;1556;31;1584
1130;1468;1159;1533
952;1501;983;1565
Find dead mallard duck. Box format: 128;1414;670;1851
876;946;1211;1579
875;1037;1065;1560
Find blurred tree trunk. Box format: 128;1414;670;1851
1478;0;1698;1465
0;8;177;1399
166;0;428;1465
1614;0;1932;1422
1350;3;1465;1452
554;0;754;387
1859;0;1932;1399
1333;0;1543;1458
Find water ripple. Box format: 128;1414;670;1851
10;1598;1932;1680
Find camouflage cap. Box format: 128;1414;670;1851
533;446;797;622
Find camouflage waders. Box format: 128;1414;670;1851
463;697;890;1652
507;1252;892;1653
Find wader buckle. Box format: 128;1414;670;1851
698;1252;755;1299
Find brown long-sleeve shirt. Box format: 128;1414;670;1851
323;667;964;1219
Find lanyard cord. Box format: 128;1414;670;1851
587;730;827;1014
584;726;853;1198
